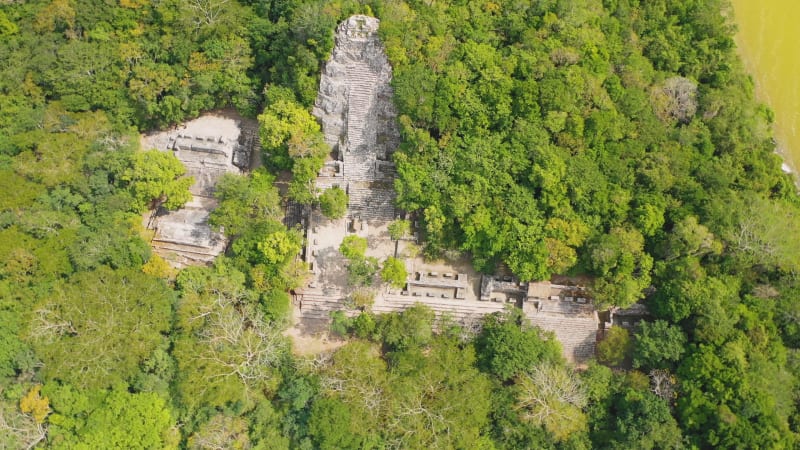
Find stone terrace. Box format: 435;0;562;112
296;286;598;364
142;112;258;267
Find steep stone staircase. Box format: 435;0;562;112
526;311;598;363
344;62;378;152
347;182;396;221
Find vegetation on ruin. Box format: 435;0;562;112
318;186;349;219
379;256;407;289
123;150;194;213
259;86;330;205
1;0;800;448
387;218;411;240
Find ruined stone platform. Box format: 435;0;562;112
141;111;259;268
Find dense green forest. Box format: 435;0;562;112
2;0;800;448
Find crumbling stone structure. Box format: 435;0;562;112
142;113;259;267
313;15;401;222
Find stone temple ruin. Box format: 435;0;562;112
138;16;605;363
292;15;601;364
312;15;401;223
142;113;259;267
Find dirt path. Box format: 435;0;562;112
283;306;346;356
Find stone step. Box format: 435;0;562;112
348;76;376;83
152;243;218;264
347;75;378;83
295;291;598;362
538;300;595;316
151;237;221;253
343;164;375;178
297;309;334;320
348;96;372;105
348;195;395;209
348;89;373;97
347;97;373;104
525;313;598;362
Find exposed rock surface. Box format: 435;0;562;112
312;15;400;222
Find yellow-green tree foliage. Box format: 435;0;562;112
380;257;408;289
123;150;193;212
29;267;173;389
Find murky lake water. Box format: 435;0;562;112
731;0;800;173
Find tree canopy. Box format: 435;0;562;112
122;150;194;213
1;0;800;448
29;267;173;390
318;186;348;219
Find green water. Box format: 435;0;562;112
732;0;800;173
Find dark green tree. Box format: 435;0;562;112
474;309;562;381
633;320;687;370
596;327;632;367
